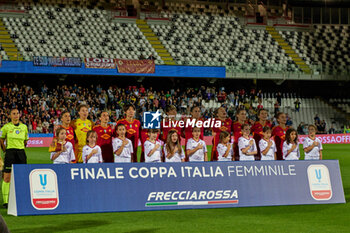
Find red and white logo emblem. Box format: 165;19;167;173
29;169;59;210
307;165;332;200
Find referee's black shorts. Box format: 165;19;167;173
3;149;27;173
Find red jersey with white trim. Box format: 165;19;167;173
251;121;272;140
272;125;289;160
232;121;248;143
93;125;114;163
211;118;232;161
140;128;149;162
115;118;141;162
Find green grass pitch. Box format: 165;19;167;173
2;144;350;233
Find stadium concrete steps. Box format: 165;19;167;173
266;26;312;74
320;97;350;121
136;19;176;65
0;18;23;61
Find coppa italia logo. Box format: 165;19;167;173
29;169;59;210
145;190;239;207
307;165;332;200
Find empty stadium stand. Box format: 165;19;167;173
4;0;162;63
0;0;347;77
280;25;350;75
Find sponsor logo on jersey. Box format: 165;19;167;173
127;129;137;134
81;127;90;133
101;134;111;140
66;134;74;140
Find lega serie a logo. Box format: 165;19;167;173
29;169;59;210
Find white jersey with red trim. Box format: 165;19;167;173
238;137;256;161
217;143;233;161
186;138;207;162
282;142;300;160
144;140;162;162
82;145;103;163
259;139;276;160
163;144;185;162
50;142;75;164
112;137;133;163
303;137;322;160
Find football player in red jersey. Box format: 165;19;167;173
182;106;204;161
232;109;248;161
251;109;272;160
114;104;141;162
161;105;182;143
140;127;149;162
272;112;289;160
93;111;114;162
211;107;232;161
51;111;76;161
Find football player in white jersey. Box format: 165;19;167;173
303;125;323;160
238;124;257;161
186;127;208;162
113;124;133;163
82;130;103;163
144;129;162;162
259;126;277;160
217;131;234;161
283;128;300;160
164;129;185;162
50;128;75;164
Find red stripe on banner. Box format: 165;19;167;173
312;190;332;200
32;198;58;209
208;200;239;204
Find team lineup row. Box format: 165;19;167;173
52;123;322;164
49;103;322;164
0;104;322;207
